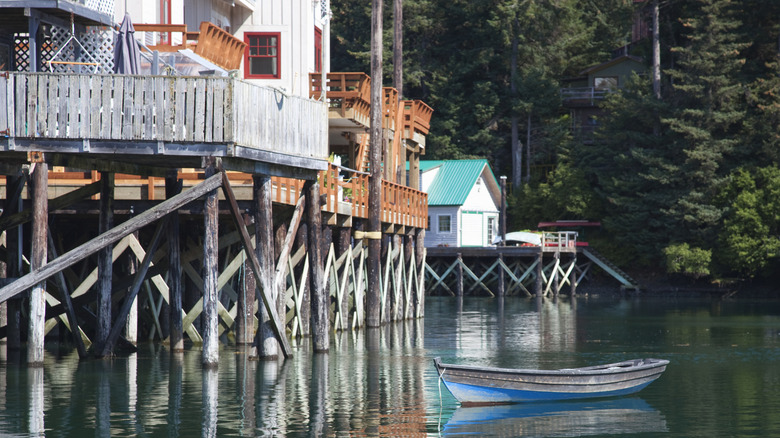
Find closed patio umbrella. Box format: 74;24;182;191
113;13;141;74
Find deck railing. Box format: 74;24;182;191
0;72;326;160
309;72;371;123
402;100;433;137
541;231;578;250
560;87;612;105
134;22;246;71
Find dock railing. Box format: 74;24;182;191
541;231;578;250
0;72;327;161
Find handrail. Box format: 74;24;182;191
309;72;371;122
402;100;433;137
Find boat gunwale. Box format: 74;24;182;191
433;357;669;378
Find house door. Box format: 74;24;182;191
460;211;484;247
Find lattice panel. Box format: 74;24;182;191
13;34;29;72
85;0;115;16
45;24;113;74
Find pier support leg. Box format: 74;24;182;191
404;234;413;320
236;258;255;345
553;252;560;296
166;174;184;352
96;172;114;350
497;253;505;297
4;171;23;351
535;250;543;297
307;181;328;352
296;223;311;336
202;159;219;367
28;160;48;365
254;175;278;359
456;253;464;297
124;241;138;345
570;254;578;296
335;226;352;330
415;229;425;318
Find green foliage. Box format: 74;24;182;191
664;243;711;279
715;167;780;278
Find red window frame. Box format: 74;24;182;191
244;32;281;79
314;26;322;73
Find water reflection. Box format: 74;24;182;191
442;398;668;437
0;297;779;436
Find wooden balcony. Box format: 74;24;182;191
0;72;327;175
560;87;613;107
134;22;246;71
309;72;371;131
402;100;433;147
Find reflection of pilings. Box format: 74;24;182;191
96;362;111;436
168;353;183;436
28;367;44;436
202;368;219;437
309;353;328;436
235;350;256;435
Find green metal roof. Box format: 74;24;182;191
422;159;497;206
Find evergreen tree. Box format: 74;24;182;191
661;0;748;246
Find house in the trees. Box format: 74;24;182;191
560;54;648;143
421;159;500;248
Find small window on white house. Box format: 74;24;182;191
426;216;431;231
594;76;618;90
438;215;451;233
487;217;496;245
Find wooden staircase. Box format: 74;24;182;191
580;247;639;290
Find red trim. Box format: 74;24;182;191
244;32;281;79
314;26;322;73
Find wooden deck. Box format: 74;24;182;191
0;73;327;176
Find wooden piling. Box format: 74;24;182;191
535;250;543;297
415;228;425;318
570;254;578;295
307;181;328;351
4;171;23;350
254;175;278;359
553;251;560;296
202;158;220;367
367;0;384;328
335;226;352;330
497;252;505;297
96;171;114;350
28;159;47;365
236;258;255;345
456;253;464;297
165;174;184;352
295;222;311;336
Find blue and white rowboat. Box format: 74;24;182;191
434;357;669;405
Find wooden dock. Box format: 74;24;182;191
0;71;430;366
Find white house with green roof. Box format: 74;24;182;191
420;159;501;247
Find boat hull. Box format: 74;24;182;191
434;357;668;404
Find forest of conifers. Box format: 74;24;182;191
330;0;780;282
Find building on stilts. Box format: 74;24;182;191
0;0;431;364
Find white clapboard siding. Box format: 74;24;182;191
4;73;326;160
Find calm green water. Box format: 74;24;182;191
1;295;780;437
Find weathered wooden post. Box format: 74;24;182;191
254;175;278;359
367;0;384;328
497;252;505;297
570;253;578;295
202;158;220;367
553;251;560;296
236;258;255;345
295;222;311;336
456;253;464;297
4;171;23;351
28;158;47;365
335;226;352;329
96;171;114;351
307;180;329;352
535;249;543;297
415;228;425;318
165;174;184;352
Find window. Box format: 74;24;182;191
426;216;430;231
487;217;496;245
594;76;618;90
438;215;451;233
314;27;322;72
245;32;280;79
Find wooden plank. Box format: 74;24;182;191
122;76;134;140
68;75;79;139
220;169;293;358
185;78;196;142
174;78;185;141
134;76;144;139
14;73;24;136
274;190;306;296
212;78;224;142
36;75;46;137
90;75;101;139
0;173;223;303
194;78;206;142
79;75;90;138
